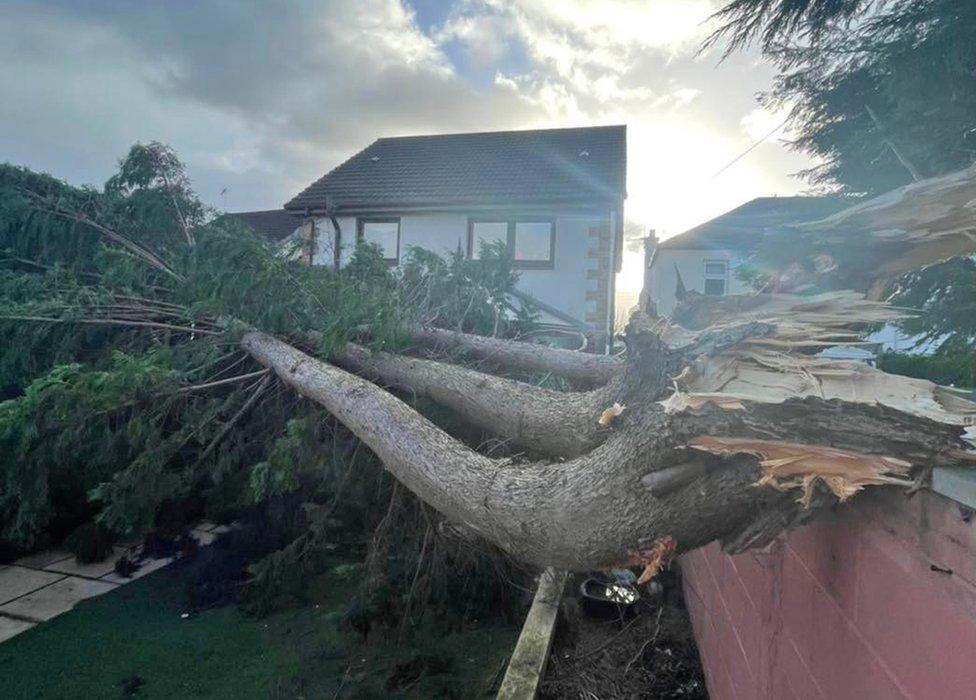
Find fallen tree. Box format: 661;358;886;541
3;146;975;582
242;289;974;572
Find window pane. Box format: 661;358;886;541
514;221;552;262
471;221;508;259
704;261;727;276
704;278;726;296
361;221;399;260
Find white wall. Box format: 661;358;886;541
309;212;609;327
647;248;752;317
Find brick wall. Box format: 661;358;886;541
681;488;976;700
584;221;612;329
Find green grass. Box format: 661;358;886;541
0;560;518;699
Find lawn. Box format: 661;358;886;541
0;557;518;699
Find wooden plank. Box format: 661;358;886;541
497;568;568;700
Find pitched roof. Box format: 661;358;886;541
226;209;302;241
284;125;626;212
660;196;851;251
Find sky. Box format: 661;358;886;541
0;0;816;290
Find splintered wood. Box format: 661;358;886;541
597;402;626;427
618;535;677;584
689;436;914;507
796;163;976;296
660;292;976;439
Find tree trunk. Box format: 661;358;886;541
240;328;971;571
405;325;624;387
334;343;616;457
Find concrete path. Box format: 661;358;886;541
0;522;220;643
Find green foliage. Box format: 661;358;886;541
64;522;115;564
0;143;531;622
399;240;532;336
886;256;976;355
0;353;178;547
714;0;976;196
707;0;869;55
878;350;976;388
716;0;976;353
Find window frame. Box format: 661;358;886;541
702;258;729;296
466;218;510;262
466;216;555;270
356;217;401;265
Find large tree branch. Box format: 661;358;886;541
405;325;624;387
334;343;617;458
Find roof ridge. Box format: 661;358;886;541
374;124;626;142
228;208;300;216
284;125;626;211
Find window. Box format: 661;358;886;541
469;221;508;259
467;217;555;268
513;221;554;266
703;259;728;296
357;218;400;264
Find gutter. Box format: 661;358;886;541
284;200;622;217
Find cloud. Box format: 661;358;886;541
1;0;816;249
740;104;799;142
0;0;540;209
436;0;718;115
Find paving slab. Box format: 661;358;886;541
0;615;36;643
44;548;124;578
15;549;73;570
0;567;65;605
0;576;117;621
99;556;173;585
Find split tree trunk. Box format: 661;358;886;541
241;321;971;571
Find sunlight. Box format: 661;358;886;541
616;118;808;294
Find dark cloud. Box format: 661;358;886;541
1;0;538;210
1;0;813;233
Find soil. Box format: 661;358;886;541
539;567;708;699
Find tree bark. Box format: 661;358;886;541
240;329;971;571
334;343;617;457
405;325;624;387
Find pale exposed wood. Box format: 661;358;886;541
690;436;913;506
657;292;976;436
795;163;976;294
497;569;568;700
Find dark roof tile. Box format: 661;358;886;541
660;196;851;251
226;209;302;241
284;125;626;212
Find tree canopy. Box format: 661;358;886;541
711;0;976;194
713;0;976;364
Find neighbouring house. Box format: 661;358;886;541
644;196;849;317
227;208;304;243
234;125;627;348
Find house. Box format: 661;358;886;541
644;196;849;316
255;125;626;347
227;209;304;243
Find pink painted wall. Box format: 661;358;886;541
681;488;976;700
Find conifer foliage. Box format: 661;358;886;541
0;143;526;570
